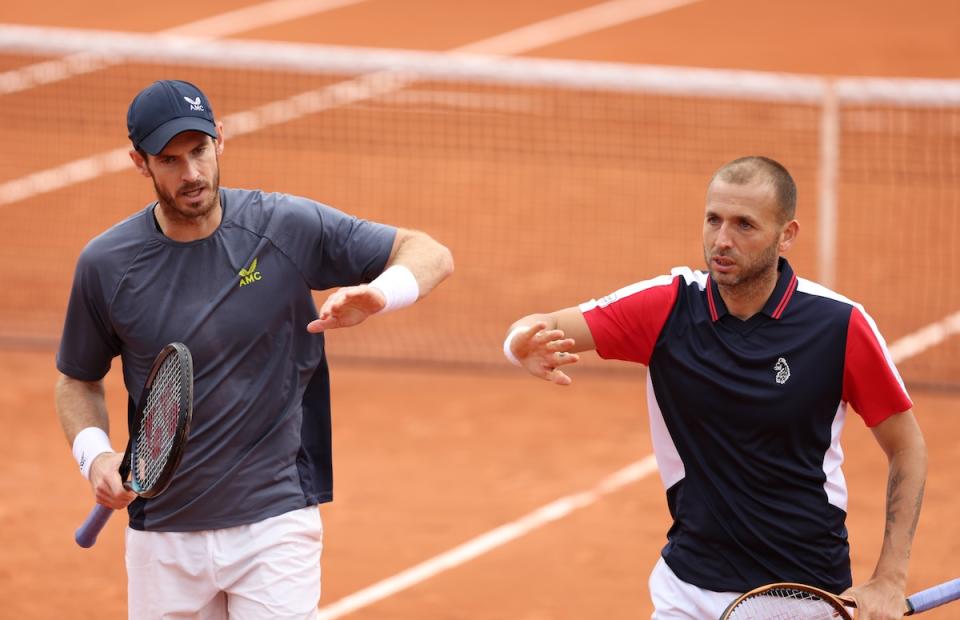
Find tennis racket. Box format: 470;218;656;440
74;342;194;548
720;578;960;619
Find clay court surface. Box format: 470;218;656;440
1;1;959;618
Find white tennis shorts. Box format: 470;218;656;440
125;505;323;620
649;556;741;619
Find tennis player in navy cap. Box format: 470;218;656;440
56;79;454;619
127;79;220;155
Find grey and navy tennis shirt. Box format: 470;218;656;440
57;188;396;531
580;258;912;594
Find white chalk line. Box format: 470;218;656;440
316;455;659;619
452;0;701;56
888;309;960;364
0;0;367;96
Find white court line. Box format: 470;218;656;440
453;0;701;55
159;0;365;38
316;455;660;620
313;315;957;618
0;0;366;96
888;310;960;364
0;0;702;207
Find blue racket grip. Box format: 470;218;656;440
75;503;115;548
907;578;960;614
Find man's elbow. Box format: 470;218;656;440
896;424;928;474
437;242;454;281
56;372;82;395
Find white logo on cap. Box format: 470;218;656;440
184;96;204;112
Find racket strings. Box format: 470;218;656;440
725;587;848;620
132;355;185;491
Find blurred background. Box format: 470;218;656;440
1;1;957;618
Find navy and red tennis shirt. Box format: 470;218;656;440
580;257;912;594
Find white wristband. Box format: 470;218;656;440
369;265;420;313
502;326;528;367
72;427;114;480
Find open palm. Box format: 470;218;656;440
307;285;387;332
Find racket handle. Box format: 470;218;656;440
906;578;960;614
75;503;115;548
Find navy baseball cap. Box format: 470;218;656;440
127;80;218;155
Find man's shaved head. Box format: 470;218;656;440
710;156;797;222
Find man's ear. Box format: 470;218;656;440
215;121;225;156
129;149;152;178
779;219;800;253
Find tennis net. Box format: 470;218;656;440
1;24;958;386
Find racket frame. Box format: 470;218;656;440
125;342;194;498
720;581;853;620
721;577;960;618
74;342;193;548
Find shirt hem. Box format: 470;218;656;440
129;492;332;532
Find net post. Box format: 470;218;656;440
817;78;839;290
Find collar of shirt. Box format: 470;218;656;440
705;257;799;322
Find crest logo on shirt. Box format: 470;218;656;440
238;257;262;287
774;357;791;384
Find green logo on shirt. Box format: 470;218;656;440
239;257;262;287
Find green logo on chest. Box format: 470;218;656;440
239;257;262;287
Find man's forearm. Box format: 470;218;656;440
873;443;927;586
386;229;454;298
55;374;110;445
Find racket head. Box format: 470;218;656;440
128;342;194;498
720;582;853;620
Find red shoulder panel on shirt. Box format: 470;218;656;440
842;307;913;426
583;276;682;365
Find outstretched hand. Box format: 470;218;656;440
510;322;580;385
307;285;387;333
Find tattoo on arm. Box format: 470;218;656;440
909;480;925;540
883;467;925;559
884;468;903;537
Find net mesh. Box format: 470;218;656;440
131;353;184;492
724;587;850;620
1;28;958;386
